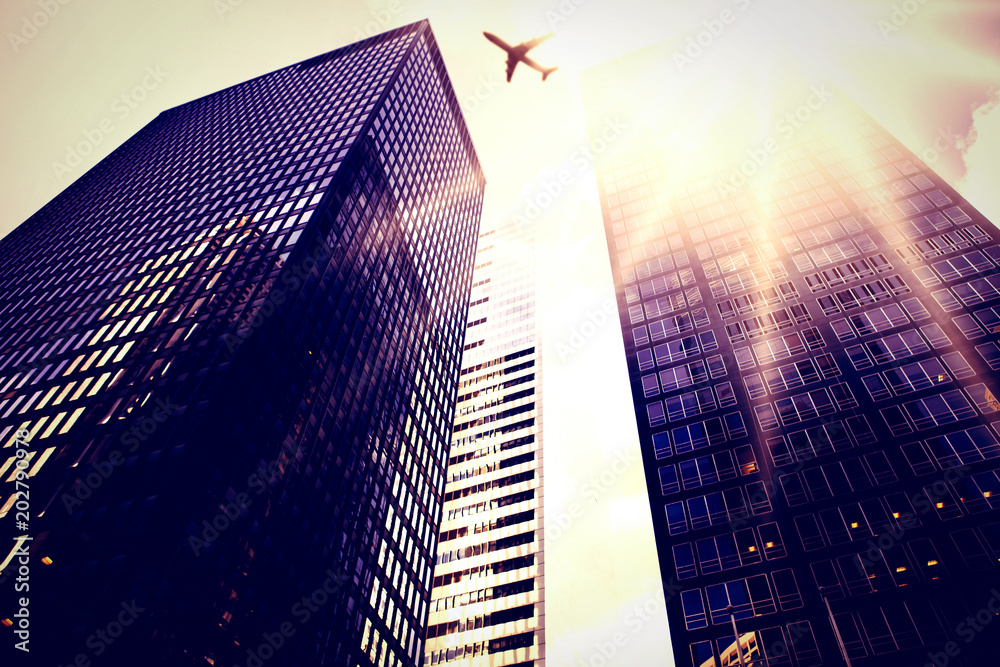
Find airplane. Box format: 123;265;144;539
483;31;558;83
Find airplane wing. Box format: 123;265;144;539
519;55;547;74
506;58;518;83
515;33;554;53
518;56;558;81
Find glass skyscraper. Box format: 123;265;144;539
0;21;483;667
584;42;1000;667
424;218;545;666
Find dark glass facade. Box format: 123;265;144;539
584;44;1000;667
0;21;484;667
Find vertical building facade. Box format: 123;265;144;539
584;43;1000;667
424;219;545;666
0;21;483;667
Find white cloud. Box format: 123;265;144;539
958;90;1000;226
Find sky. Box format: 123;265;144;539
2;1;999;665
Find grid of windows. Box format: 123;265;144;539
425;217;544;667
0;22;484;667
586;45;1000;667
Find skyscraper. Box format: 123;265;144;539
0;21;484;667
584;42;1000;667
424;218;545;666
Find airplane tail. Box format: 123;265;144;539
542;67;558;82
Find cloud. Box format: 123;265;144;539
956;88;1000;225
958;88;1000;156
547;582;673;667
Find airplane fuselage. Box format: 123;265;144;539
483;31;558;82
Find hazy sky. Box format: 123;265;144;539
2;1;999;665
